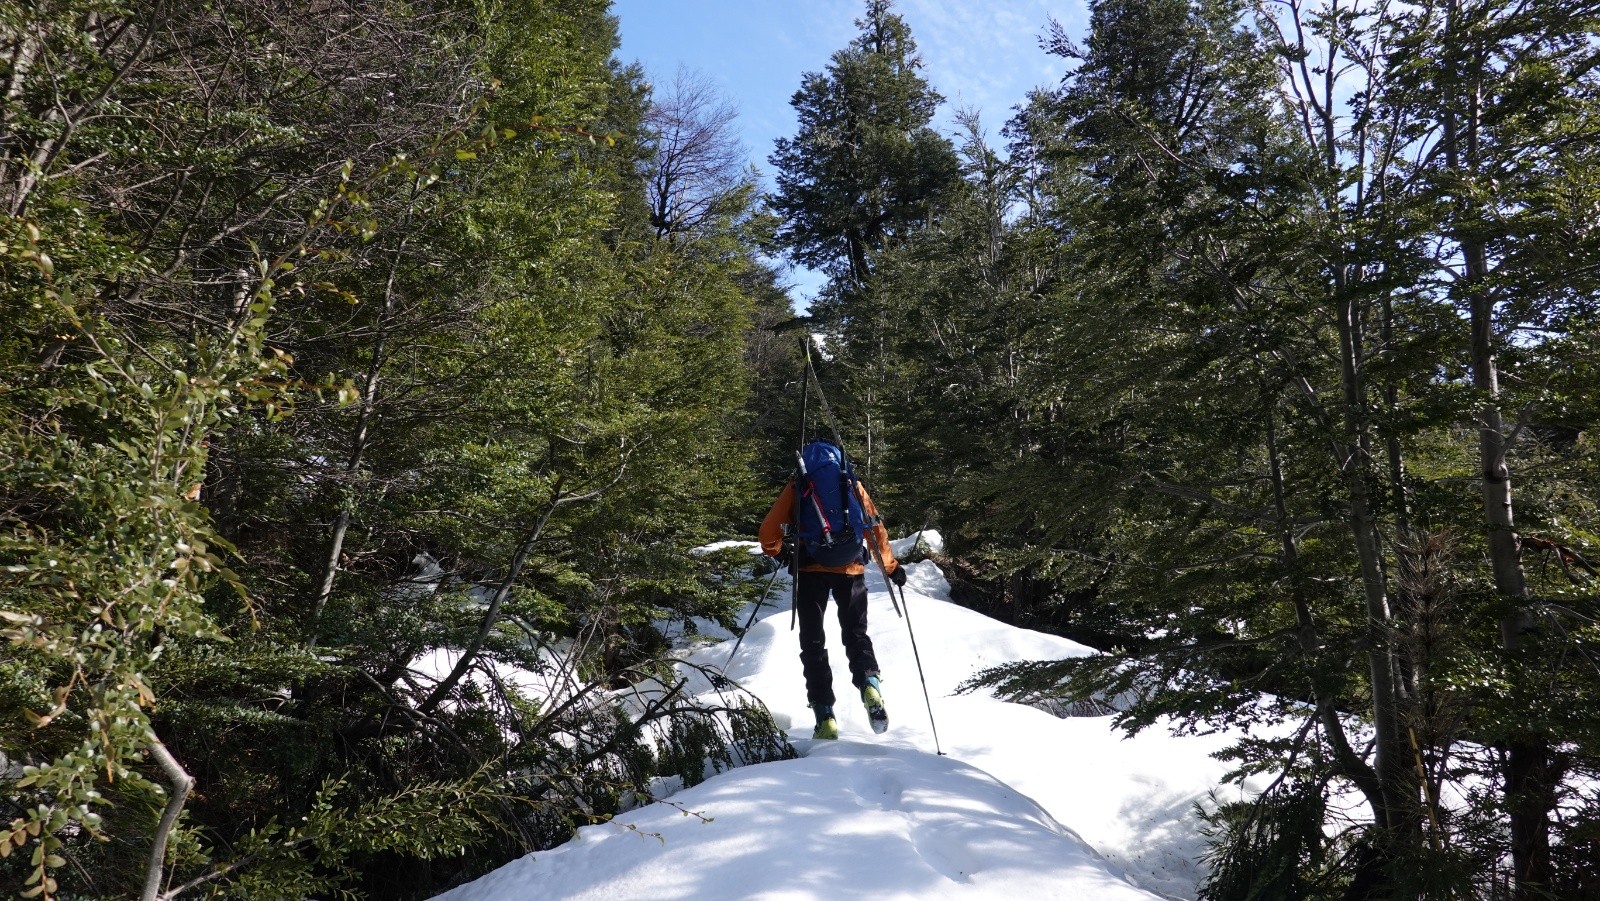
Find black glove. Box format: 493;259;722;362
888;565;907;587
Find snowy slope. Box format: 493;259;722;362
434;742;1157;901
436;537;1262;901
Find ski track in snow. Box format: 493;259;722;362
435;535;1264;900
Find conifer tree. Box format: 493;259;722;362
768;0;960;479
1;2;789;897
768;0;959;292
1410;1;1599;890
941;0;1600;896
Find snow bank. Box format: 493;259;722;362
890;528;944;558
690;540;765;557
433;740;1159;901
438;537;1266;900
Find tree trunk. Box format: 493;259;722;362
309;185;419;631
1468;285;1525;604
1334;278;1421;888
419;487;565;715
1268;13;1422;867
1469;251;1553;897
1505;741;1555;891
1267;404;1385;809
1440;4;1551;887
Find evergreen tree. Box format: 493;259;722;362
938;0;1600;896
767;0;960;483
0;2;789;897
768;0;959;292
1379;3;1600;889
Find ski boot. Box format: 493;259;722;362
812;704;839;740
861;675;888;734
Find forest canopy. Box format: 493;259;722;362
1;1;793;897
771;1;1600;898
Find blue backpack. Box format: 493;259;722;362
794;440;869;567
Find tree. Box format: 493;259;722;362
1;2;790;898
767;0;959;291
937;0;1600;896
766;0;962;484
1386;2;1600;888
736;262;810;487
0;2;486;895
643;67;756;242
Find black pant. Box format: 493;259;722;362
795;570;879;708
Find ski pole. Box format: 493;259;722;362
890;573;944;756
723;565;783;672
865;530;903;619
866;531;940;754
801;334;848;451
793;356;808;632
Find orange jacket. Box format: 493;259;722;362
759;480;900;576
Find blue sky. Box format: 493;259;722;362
611;0;1087;303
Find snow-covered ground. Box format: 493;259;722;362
435;536;1267;901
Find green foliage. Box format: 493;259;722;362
0;6;316;889
2;1;791;898
736;263;810;488
819;0;1600;895
1198;781;1337;901
768;0;959;290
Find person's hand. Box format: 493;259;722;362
888;565;907;587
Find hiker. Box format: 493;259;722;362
759;439;907;739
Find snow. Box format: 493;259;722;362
435;541;1268;901
889;528;944;558
436;742;1154;901
690;539;766;557
410;646;571;708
